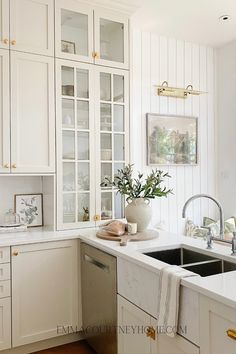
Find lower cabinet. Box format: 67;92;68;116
118;295;199;354
11;240;81;347
118;295;157;354
200;295;236;354
0;297;11;350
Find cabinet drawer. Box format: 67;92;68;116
0;248;10;264
0;264;10;281
0;281;10;298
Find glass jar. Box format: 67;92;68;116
4;209;20;225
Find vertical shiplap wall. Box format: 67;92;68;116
131;30;216;233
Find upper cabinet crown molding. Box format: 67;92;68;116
79;0;140;16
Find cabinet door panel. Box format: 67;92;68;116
55;0;93;63
11;51;55;173
10;0;54;56
0;49;10;173
12;240;81;347
94;9;129;69
56;59;96;230
118;295;156;354
95;66;129;224
0;0;9;49
0;298;11;350
157;333;199;354
200;296;236;354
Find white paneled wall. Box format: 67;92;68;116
131;29;217;233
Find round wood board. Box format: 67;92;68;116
96;229;159;242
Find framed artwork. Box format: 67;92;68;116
146;113;198;165
61;40;76;54
14;193;43;227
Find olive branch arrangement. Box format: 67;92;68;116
101;164;172;200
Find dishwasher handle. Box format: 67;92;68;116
84;254;110;273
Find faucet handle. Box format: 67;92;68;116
232;232;236;256
203;226;213;249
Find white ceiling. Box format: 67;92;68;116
130;0;236;47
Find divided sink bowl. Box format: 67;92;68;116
142;247;236;277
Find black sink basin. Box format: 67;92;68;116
143;247;236;277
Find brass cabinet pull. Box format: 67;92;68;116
12;164;17;168
92;51;99;59
11;39;16;45
146;326;156;340
12;251;19;256
3;164;9;168
227;329;236;340
3;38;8;44
94;214;101;221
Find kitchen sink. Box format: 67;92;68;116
143;247;236;277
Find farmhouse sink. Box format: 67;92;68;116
143;247;236;277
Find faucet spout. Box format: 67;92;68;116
182;194;224;240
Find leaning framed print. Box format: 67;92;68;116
14;193;43;227
146;113;198;165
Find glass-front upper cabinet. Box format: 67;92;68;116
94;9;129;69
95;67;129;222
55;0;93;63
56;59;95;230
0;0;9;49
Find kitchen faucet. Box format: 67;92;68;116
182;194;236;255
182;194;224;239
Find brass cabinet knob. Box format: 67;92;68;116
146;326;156;340
226;329;236;340
94;214;101;221
92;51;99;59
11;40;16;45
3;38;8;44
12;251;19;256
3;164;9;168
12;164;17;168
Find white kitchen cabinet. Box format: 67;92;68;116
10;0;54;56
118;295;157;354
55;1;129;69
11;51;55;173
200;295;236;354
55;0;93;63
118;295;199;354
157;333;199;354
94;8;129;69
56;60;129;229
95;66;129;224
0;0;9;50
12;240;81;347
0;49;10;173
56;59;96;229
0;298;11;350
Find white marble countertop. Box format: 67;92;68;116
1;227;236;309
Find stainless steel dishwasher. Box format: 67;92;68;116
81;243;117;354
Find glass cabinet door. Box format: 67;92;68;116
0;0;9;50
55;0;93;63
96;67;129;222
57;59;95;229
94;9;129;69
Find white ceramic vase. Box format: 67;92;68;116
125;198;152;232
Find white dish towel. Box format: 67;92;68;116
157;265;198;338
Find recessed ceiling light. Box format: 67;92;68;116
219;15;231;22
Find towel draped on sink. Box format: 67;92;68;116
157;265;198;338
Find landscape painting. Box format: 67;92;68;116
147;114;198;165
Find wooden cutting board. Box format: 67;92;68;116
96;229;159;246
